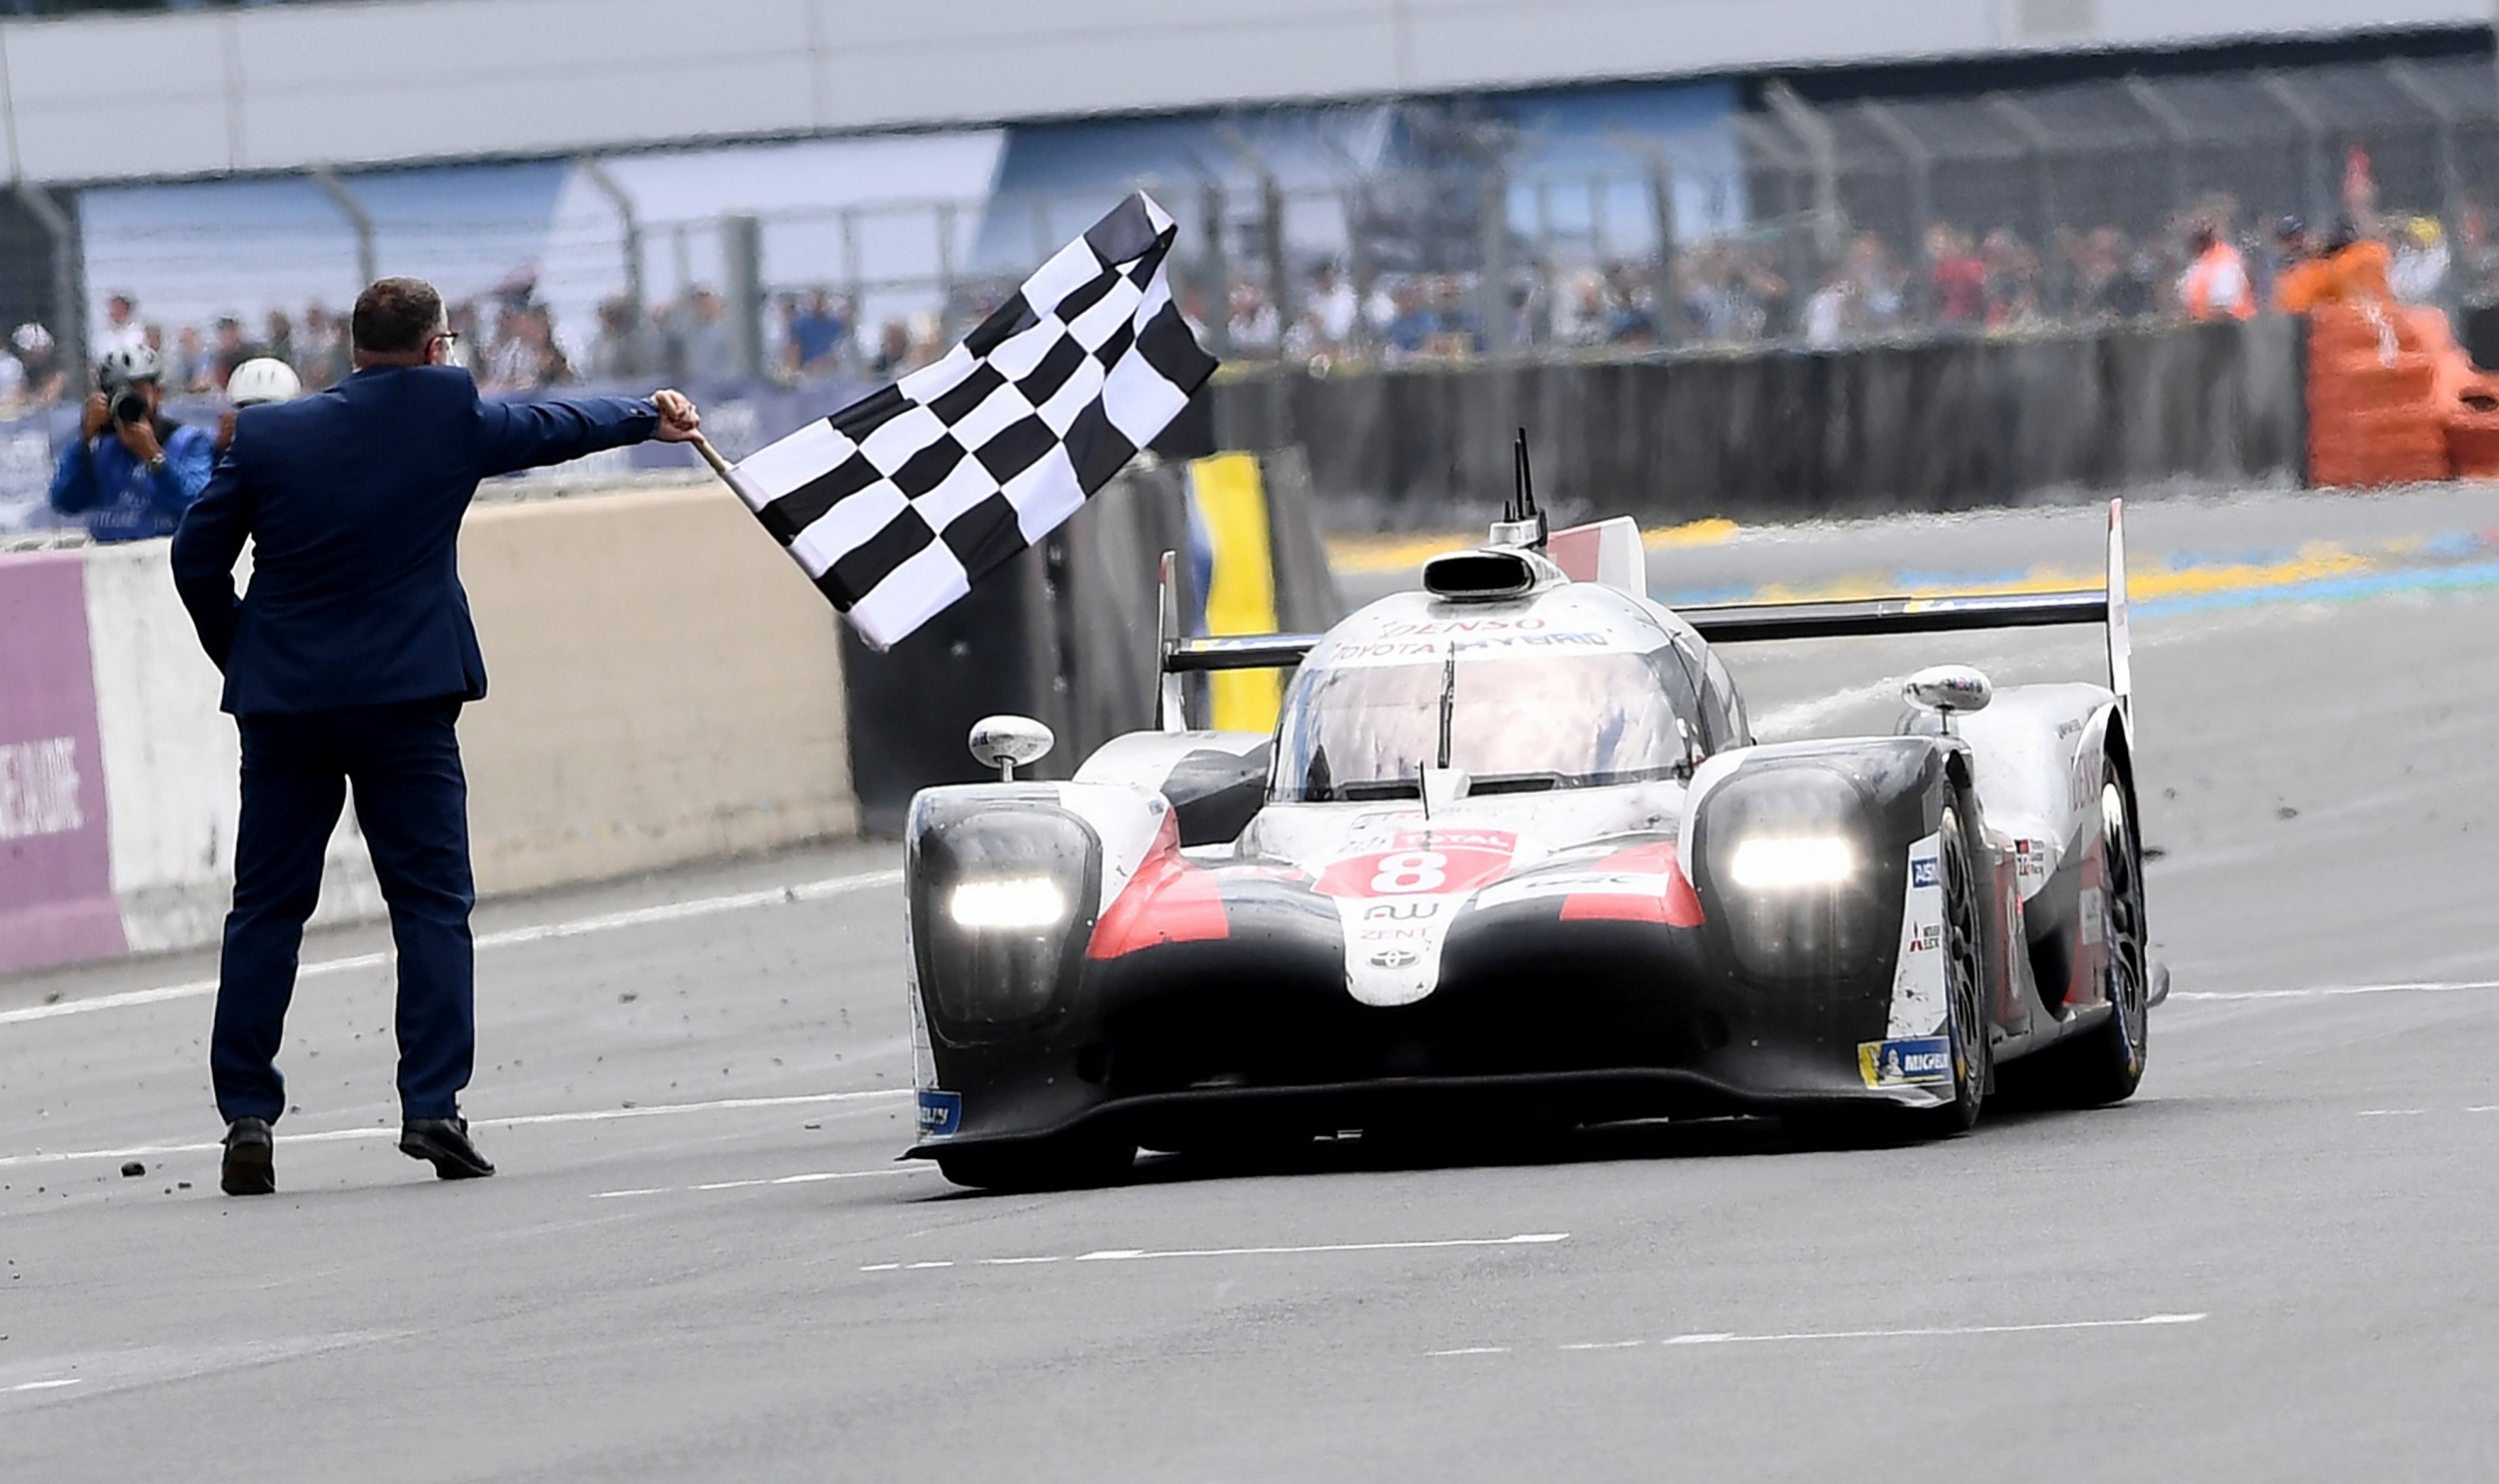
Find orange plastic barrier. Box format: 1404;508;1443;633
2447;413;2499;479
2303;301;2499;489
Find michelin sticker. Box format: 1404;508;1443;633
916;1089;964;1138
1858;1035;1954;1088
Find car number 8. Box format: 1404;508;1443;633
1370;851;1447;893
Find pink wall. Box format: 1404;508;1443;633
0;551;126;976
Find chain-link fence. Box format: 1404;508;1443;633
41;52;2499;405
735;56;2499;376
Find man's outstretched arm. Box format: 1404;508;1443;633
476;389;702;478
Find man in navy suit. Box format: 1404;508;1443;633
172;277;705;1196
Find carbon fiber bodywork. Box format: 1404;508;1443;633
906;736;2017;1156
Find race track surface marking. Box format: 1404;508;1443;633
1430;1313;2209;1356
860;1231;1569;1273
592;1166;927;1199
2168;977;2499;1003
0;1086;911;1170
0;866;905;1027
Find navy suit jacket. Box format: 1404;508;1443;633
172;366;659;716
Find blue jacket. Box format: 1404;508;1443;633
171;366;660;716
49;420;215;543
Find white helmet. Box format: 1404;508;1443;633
227;357;302;408
97;343;163;391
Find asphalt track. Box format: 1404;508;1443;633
8;483;2499;1481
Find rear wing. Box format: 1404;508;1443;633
1683;499;2133;727
1156;501;2133;732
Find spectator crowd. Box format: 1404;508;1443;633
0;279;936;421
8;166;2494;425
1181;173;2499;365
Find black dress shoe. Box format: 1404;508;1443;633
221;1117;275;1196
399;1116;496;1180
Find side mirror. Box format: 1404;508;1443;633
1903;665;1994;719
969;715;1054;781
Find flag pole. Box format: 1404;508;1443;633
690;434;735;484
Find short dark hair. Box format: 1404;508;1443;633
352;277;445;355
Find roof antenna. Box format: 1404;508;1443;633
1490;428;1547;551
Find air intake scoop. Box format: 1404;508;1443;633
1422;548;1559;602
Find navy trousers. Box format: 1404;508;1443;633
210;699;477;1124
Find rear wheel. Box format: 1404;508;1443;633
934;1132;1138;1193
2009;762;2149;1107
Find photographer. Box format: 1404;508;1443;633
49;344;214;544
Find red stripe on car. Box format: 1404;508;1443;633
1087;816;1230;958
1556;840;1705;926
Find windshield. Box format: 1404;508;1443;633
1271;646;1702;802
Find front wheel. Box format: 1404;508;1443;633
1786;785;1990;1148
1911;790;1992;1135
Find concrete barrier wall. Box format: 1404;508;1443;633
80;539;381;954
1;483;857;978
1215;317;2305;527
458;488;857;895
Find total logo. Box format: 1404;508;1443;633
1316;830;1518;899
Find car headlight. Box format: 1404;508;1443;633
1697;767;1885;982
910;800;1101;1040
1727;835;1857;889
948;876;1070;930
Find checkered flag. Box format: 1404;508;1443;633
724;192;1219;650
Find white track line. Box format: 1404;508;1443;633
592;1167;923;1199
1661;1313;2207;1346
1431;1313;2207;1356
863;1232;1567;1273
0;867;903;1027
2170;978;2499;1003
0;1087;910;1170
7;1379;83;1393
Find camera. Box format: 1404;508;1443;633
110;387;151;426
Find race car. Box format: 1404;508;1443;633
902;488;2159;1190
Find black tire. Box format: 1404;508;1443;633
2008;760;2149;1107
934;1133;1138;1193
1912;790;1993;1136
